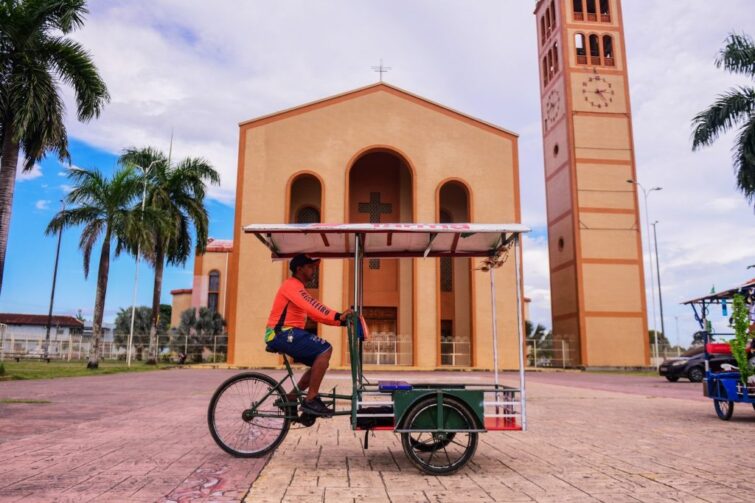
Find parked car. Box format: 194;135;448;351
659;345;736;383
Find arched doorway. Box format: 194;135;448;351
438;181;472;366
288;173;322;333
348;149;413;365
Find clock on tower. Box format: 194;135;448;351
535;0;649;368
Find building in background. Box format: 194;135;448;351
536;0;649;366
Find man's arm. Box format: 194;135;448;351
282;282;343;326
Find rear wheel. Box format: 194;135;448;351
713;399;734;421
665;376;679;382
400;396;478;475
208;372;290;457
687;366;704;383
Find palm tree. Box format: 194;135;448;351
119;147;219;364
0;0;109;294
46;167;149;368
692;33;755;206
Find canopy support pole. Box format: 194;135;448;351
514;234;527;431
489;262;500;407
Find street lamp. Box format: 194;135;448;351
651;220;666;358
43;200;65;361
627;179;662;364
126;159;161;367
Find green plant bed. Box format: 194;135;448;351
0;360;177;380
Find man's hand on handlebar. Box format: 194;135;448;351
341;308;354;319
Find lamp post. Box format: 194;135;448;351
627;179;662;364
126;160;160;367
43;200;65;361
651;220;666;358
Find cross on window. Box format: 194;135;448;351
358;192;392;269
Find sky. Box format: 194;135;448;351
1;0;753;346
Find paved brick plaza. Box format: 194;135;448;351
1;368;753;502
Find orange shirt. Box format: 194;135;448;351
266;277;341;329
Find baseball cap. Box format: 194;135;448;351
289;254;320;273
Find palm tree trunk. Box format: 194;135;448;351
0;122;21;295
89;228;112;369
147;242;165;364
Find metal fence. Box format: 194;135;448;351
526;338;577;368
0;330;228;363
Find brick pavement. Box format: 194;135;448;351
1;369;753;502
0;368;266;502
246;372;755;503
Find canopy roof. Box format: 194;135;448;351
682;278;755;305
243;223;530;259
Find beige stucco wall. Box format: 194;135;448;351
170;293;192;328
229;86;522;369
192;250;231;318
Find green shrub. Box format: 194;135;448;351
728;294;753;385
0;362;4;375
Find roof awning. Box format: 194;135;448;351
243;223;530;259
682;278;755;305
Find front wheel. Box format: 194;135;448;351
400;396;478;475
208;372;290;457
713;399;734;421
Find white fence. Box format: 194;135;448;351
0;331;228;363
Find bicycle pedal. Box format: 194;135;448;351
298;412;317;427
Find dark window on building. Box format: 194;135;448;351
295;206;320;288
542;56;549;86
552;42;559;76
208;270;220;313
575;33;587;64
549;1;556;29
441;258;453;292
573;0;584;20
589;34;601;64
586;0;597;21
599;0;611;21
602;35;614;66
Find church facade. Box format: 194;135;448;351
221;83;524;370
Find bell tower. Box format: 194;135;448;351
535;0;649;366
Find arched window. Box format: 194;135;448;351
575;33;587;64
439;210;453;292
602;35;614;66
552;42;560;76
586;0;597;21
540;16;546;46
546;50;554;81
296;206;320;224
573;0;584;21
599;0;611;22
589;34;601;65
208;270;220;313
549;1;556;29
542;56;549;86
545;7;551;36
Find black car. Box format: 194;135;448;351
658;345;737;383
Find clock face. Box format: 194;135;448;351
581;73;615;109
544;89;561;129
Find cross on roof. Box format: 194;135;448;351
371;59;391;82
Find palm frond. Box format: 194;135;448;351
692;86;755;149
733;118;755;203
44;36;109;120
79;219;103;278
715;33;755;77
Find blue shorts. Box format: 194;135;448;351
266;328;331;366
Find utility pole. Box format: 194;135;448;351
652;221;666;357
43;200;65;361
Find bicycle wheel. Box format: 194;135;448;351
208;372;290;457
400;396;478;475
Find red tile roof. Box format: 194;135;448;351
0;313;84;328
206;238;232;252
170;288;193;295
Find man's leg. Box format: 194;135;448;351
305;347;332;401
286;369;311;402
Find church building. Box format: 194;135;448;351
218;82;522;370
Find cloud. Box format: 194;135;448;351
16;162;42;182
60;184;74;194
35;200;51;210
